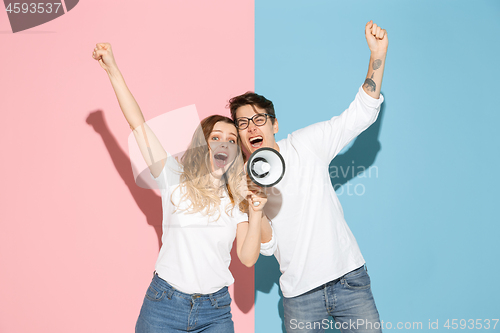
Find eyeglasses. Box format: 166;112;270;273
235;113;275;130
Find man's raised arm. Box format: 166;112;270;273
362;20;388;99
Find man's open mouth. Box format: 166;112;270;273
214;152;228;168
249;136;263;149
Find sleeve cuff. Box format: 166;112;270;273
358;85;384;108
260;227;277;256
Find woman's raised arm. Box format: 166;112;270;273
93;43;167;178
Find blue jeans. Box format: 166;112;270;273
135;273;234;333
284;265;382;333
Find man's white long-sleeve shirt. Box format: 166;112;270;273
261;86;384;298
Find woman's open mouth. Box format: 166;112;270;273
214;152;229;169
249;136;263;149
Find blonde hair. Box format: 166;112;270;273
172;115;248;218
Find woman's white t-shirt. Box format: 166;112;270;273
151;157;248;294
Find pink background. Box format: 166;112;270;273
0;1;255;332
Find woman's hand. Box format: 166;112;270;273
92;42;118;74
246;182;267;212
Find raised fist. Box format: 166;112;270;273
92;42;118;73
365;21;388;55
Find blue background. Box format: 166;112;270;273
254;0;500;331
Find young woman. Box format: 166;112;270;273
92;43;274;333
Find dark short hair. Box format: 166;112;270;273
228;92;276;124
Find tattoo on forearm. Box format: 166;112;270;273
363;59;381;93
363;78;376;92
372;59;382;70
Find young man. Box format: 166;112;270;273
229;21;388;333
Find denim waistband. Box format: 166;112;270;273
152;272;229;300
302;265;367;296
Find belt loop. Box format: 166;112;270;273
209;293;216;307
364;264;368;273
167;288;174;300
